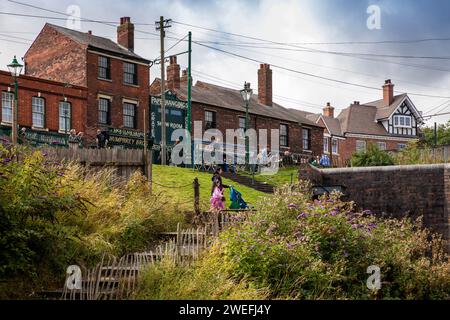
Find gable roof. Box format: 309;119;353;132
320;116;344;137
46;23;150;63
155;79;322;127
337;103;390;136
363;93;408;120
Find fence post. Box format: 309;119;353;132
193;178;200;216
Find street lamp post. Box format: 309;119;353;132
240;82;253;167
7;56;23;145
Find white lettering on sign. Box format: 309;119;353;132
65;265;82;290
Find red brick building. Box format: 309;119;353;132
151;58;324;157
0;70;87;137
300;80;424;165
3;17;151;140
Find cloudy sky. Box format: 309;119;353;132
1;0;450;125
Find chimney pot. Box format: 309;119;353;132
323;102;335;118
258;64;272;106
88;30;92;35
383;79;394;106
167;55;181;90
117;16;134;52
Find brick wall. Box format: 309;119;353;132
24;24;87;87
0;70;87;133
300;164;450;252
85;52;150;138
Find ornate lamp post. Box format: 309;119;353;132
240;82;253;166
7;56;23;145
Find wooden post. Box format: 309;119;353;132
193;178;200;216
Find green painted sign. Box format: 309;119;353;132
150;91;188;147
108;128;153;150
0;126;68;147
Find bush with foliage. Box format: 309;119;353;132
212;183;449;299
137;183;450;300
0;143;184;298
351;143;394;167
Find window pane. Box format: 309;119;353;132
332;139;338;154
32;97;45;128
239;117;246;129
59;102;71;132
400;117;405;126
98;98;110;124
123;103;136;128
123;62;137;85
2;92;13;123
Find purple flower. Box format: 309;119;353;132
352;224;359;229
343;251;349;258
331;210;339;216
286;243;294;249
297;213;307;220
2;158;11;164
288;203;299;210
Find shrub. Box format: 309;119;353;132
0;144;184;298
351;143;394;167
212;183;450;300
134;254;268;300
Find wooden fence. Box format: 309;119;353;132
61;223;209;300
43;148;152;181
60;209;252;301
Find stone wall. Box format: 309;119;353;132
299;163;450;252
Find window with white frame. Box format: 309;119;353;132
356;140;366;152
123;102;137;129
59;101;71;132
1;91;13;123
323;137;329;153
332;138;339;154
393;115;412;128
32;97;45;128
377;142;387;151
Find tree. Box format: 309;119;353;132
351;143;394;167
422;120;450;147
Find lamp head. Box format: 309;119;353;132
7;56;23;78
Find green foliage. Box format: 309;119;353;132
422;120;450;147
134;255;268;300
0;144;184;298
393;141;446;165
207;183;449;300
351;143;394;167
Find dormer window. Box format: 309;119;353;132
394;115;412;128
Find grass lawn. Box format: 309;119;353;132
240;167;299;187
151;166;268;211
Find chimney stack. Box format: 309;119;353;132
167;56;181;90
117;17;134;52
258;64;272;106
181;69;193;84
323;102;334;118
88;30;92;35
354;101;360;105
383;79;394;106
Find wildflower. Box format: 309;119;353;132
331;210;339;216
352;224;359;229
296;213;307;220
288;203;299;210
286;243;294;249
343;251;349;258
2;158;11;164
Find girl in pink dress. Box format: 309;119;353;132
210;180;225;211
